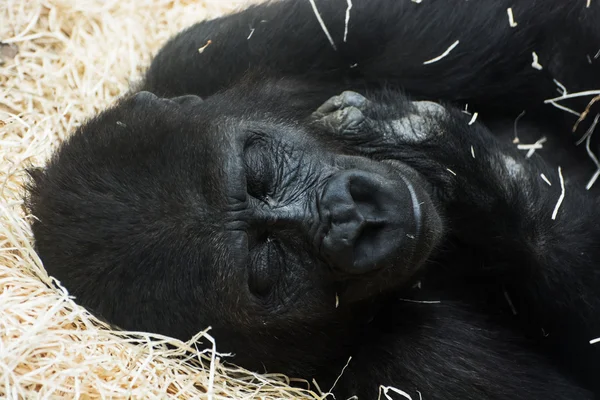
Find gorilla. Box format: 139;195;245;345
27;0;600;399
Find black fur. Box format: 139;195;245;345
27;1;600;399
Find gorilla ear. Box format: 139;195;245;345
170;94;204;106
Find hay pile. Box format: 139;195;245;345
0;0;321;398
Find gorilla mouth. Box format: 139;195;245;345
316;163;423;277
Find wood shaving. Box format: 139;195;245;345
328;357;352;395
308;0;337;51
531;51;543;70
379;385;414;400
344;0;353;43
423;40;460;65
507;8;517;27
547;100;581;117
198;39;212;53
582;114;600;190
540;173;552;186
545;90;600;104
468;111;478;125
553;79;568;96
513;110;526;143
551;166;565;220
517;136;547;158
572;94;600;133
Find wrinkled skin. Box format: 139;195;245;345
27;0;600;399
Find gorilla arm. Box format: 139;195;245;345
141;0;599;110
314;89;600;393
487;162;600;393
432;119;600;392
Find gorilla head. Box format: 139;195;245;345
27;82;443;374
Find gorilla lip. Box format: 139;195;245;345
399;174;422;241
381;158;423;233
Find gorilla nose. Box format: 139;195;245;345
318;169;419;274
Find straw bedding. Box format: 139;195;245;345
0;0;322;398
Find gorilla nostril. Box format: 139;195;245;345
318;169;418;274
349;176;381;216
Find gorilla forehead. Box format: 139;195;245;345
67;90;324;209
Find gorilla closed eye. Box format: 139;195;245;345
244;140;276;202
248;236;282;297
27;0;600;399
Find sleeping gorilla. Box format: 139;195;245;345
27;0;600;398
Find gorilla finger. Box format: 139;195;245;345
318;106;367;135
314;91;370;117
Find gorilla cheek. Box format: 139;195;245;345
316;169;420;275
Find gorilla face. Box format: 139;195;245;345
28;83;442;371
